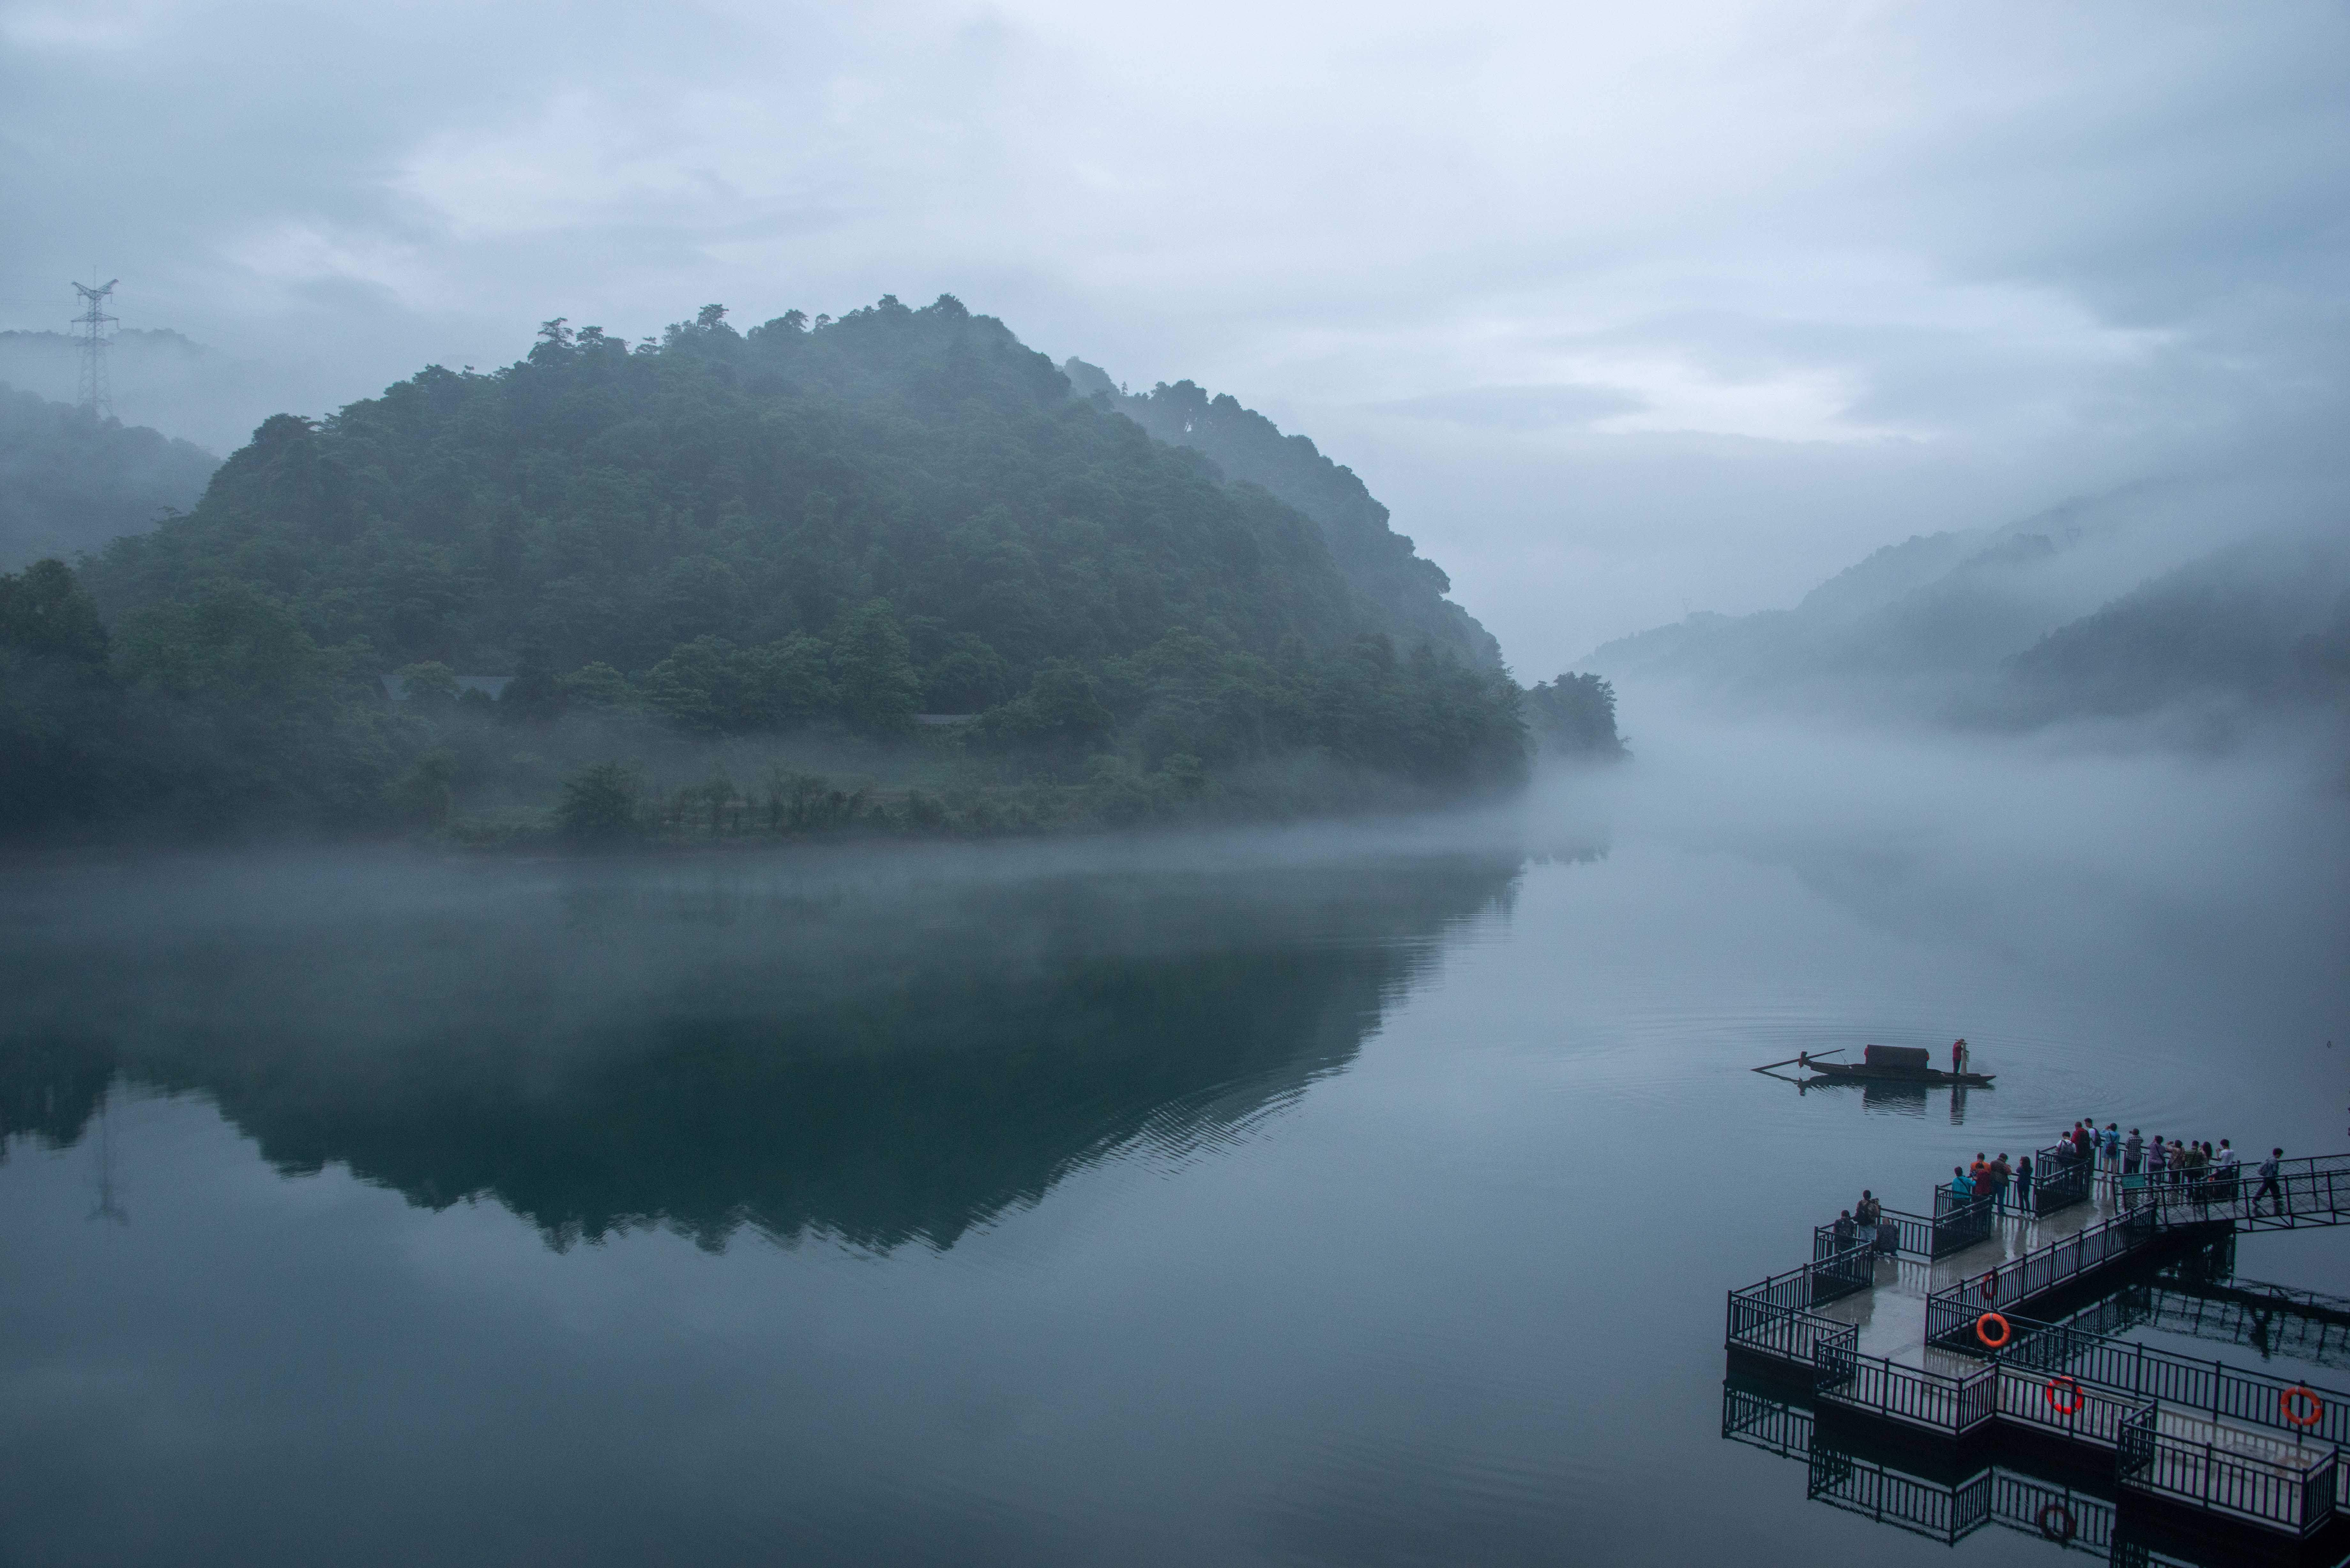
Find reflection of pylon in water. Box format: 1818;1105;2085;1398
88;1088;127;1225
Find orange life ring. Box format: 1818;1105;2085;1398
2038;1502;2076;1542
1976;1311;2011;1348
1979;1271;1998;1302
2045;1376;2083;1415
2283;1386;2324;1428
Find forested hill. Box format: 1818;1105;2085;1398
0;384;216;570
1062;360;1502;670
91;297;1482;691
6;296;1526;843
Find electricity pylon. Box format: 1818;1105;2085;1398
72;276;119;417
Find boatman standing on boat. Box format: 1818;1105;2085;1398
1951;1038;1969;1076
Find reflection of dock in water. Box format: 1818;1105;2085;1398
2065;1263;2350;1374
1724;1146;2350;1555
1726;1379;2222;1565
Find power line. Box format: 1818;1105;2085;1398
71;273;119;417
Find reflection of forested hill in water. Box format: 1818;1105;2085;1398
0;853;1520;1250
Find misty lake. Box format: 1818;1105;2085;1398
3;706;2345;1567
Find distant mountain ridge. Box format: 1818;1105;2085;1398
0;383;217;570
2004;536;2350;727
0;328;295;454
1587;494;2350;743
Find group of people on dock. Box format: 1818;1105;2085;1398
1948;1151;2028;1211
1825;1132;2296;1250
1830;1190;1900;1255
2051;1121;2288;1212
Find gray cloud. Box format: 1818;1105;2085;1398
3;0;2345;673
1362;384;1646;431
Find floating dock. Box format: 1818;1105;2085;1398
1725;1146;2350;1554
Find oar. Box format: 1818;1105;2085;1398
1753;1049;1842;1074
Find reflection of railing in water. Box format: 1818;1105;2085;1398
1720;1380;1811;1458
1807;1444;1991;1544
2081;1275;2350;1371
1988;1470;2118;1558
1721;1383;2196;1564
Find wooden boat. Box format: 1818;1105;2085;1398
1800;1059;1994;1087
1753;1043;1995;1087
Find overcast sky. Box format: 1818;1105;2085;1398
4;0;2345;672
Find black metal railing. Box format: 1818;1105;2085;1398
2114;1402;2339;1537
1813;1207;1941;1262
1999;1314;2350;1447
1990;1360;2149;1451
2031;1140;2094;1216
1925;1208;2168;1347
1812;1329;1995;1437
1727;1251;1873;1364
1805;1213;1936;1269
2126;1153;2350;1229
1931;1185;1996;1257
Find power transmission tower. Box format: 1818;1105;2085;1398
72;275;119;418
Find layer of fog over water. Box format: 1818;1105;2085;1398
2;696;2346;1566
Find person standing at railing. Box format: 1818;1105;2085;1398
2148;1135;2168;1188
2217;1140;2240;1204
2015;1153;2033;1211
2102;1123;2121;1175
2124;1128;2143;1177
1989;1152;2013;1212
2255;1148;2285;1216
1857;1190;1896;1255
1951;1165;1975;1203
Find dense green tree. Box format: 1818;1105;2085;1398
558;763;644;842
641;634;831;732
830;599;922;734
0;558;110;665
498;645;564;723
1524;672;1626;758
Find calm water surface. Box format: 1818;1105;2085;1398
3;714;2346;1565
